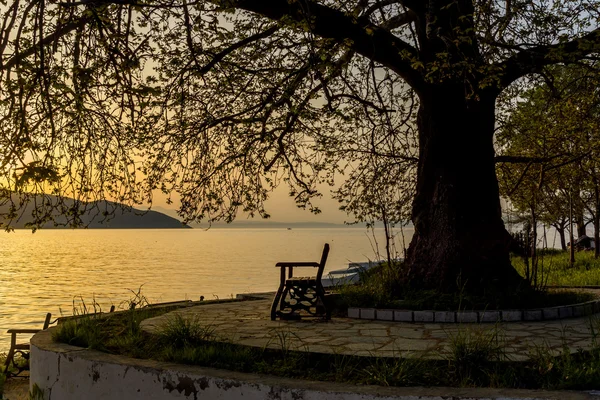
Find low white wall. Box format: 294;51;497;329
31;328;591;400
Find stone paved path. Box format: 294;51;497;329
141;295;600;361
3;378;29;400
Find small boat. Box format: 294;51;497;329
321;261;382;288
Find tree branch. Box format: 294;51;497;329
498;28;600;90
398;0;425;13
217;0;425;91
196;26;279;76
379;10;417;31
495;155;557;164
1;15;92;71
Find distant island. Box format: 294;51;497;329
1;196;189;229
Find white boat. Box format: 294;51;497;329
321;261;382;288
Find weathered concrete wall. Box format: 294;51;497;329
31;328;595;400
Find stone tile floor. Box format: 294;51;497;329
141;294;600;361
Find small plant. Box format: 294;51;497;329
329;351;360;382
446;326;506;386
158;313;214;348
28;383;44;400
267;329;307;356
122;286;150;310
0;371;5;399
362;356;433;387
51;314;107;350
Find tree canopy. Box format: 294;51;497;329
1;0;600;290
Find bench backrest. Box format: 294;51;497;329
315;243;330;283
42;312;52;330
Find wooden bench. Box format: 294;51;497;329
4;313;54;377
270;243;330;320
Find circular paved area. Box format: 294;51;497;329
141;294;600;361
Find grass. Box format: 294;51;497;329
336;259;597;311
512;249;600;286
51;303;600;390
446;326;507;387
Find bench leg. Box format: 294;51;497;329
3;347;14;376
271;284;285;321
316;284;329;319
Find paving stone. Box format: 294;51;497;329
542;307;559;320
393;310;413;322
389;338;439;352
139;293;600;362
320;323;354;330
558;306;573;319
428;330;450;339
523;310;542;321
502;310;522;322
360;308;376;320
346;336;390;345
357;323;394;330
479;310;500;323
456;311;478;323
388;327;425;339
376;309;394;321
347;308;360;319
414;311;434;322
573;304;586;317
301;337;330;343
434;311;455;323
359;329;389;337
503;329;534;337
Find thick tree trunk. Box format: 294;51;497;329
405;87;525;292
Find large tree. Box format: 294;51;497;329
1;0;600;292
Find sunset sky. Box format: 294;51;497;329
154;185;351;224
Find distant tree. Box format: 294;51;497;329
497;65;600;257
1;1;600;292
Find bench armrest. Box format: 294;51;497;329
7;329;41;334
276;262;320;280
275;262;319;267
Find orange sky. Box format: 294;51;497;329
152;184;350;224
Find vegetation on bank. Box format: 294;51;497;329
511;249;600;287
51;306;600;390
336;253;600;311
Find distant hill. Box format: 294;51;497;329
0;196;189;229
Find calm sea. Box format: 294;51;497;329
0;227;412;350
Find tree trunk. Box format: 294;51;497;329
552;223;567;251
593;175;600;259
404;87;525;293
576;212;587;238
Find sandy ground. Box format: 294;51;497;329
3;378;29;400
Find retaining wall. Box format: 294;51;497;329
31;328;596;400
